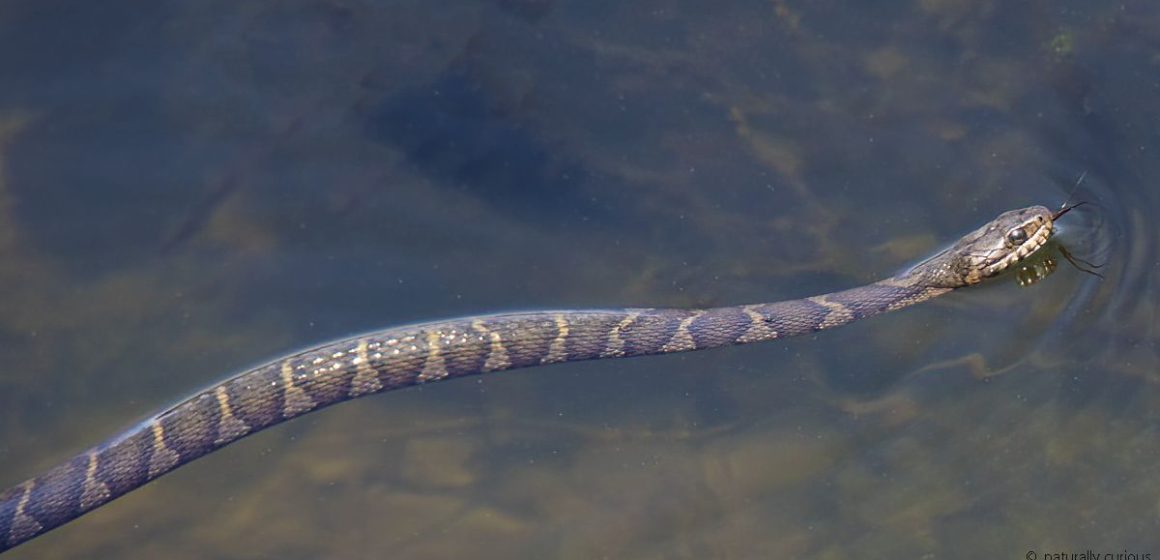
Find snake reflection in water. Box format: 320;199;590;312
0;205;1065;553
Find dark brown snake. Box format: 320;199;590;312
0;206;1058;553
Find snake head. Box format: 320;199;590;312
909;205;1055;288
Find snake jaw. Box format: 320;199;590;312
979;211;1054;280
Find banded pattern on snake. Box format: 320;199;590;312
0;205;1057;553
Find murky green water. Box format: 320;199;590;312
1;1;1157;558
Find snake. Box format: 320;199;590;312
0;204;1060;553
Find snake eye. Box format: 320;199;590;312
1006;228;1028;246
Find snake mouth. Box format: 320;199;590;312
983;215;1054;278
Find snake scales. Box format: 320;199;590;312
0;205;1058;553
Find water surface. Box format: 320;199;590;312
0;1;1157;558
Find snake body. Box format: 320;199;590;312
0;205;1055;553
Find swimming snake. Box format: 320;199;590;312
0;205;1060;553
